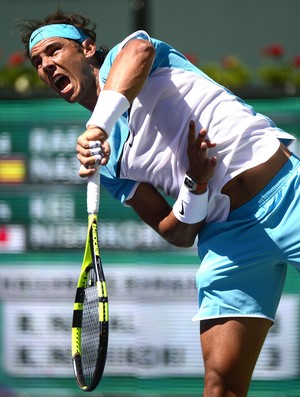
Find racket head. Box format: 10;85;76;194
72;214;109;392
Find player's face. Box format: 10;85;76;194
30;37;96;104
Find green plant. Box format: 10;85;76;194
201;56;252;88
0;51;46;94
257;44;293;87
2;46;300;97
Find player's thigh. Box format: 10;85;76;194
200;317;272;385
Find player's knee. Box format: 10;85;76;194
204;370;244;397
204;370;226;397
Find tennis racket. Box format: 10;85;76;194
72;165;109;392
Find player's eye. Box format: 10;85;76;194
31;58;41;70
49;47;60;57
33;61;42;70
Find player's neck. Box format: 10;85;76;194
79;72;100;111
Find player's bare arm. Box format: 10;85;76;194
78;38;155;177
127;182;203;247
104;38;155;102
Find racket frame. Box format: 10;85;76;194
72;167;109;391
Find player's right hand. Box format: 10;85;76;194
77;126;111;177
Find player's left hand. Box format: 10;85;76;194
77;126;111;177
187;120;217;184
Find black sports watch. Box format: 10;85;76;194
184;174;208;194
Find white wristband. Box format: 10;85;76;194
86;90;130;136
173;184;209;224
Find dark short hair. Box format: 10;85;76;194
18;7;108;64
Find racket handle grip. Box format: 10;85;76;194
87;166;100;214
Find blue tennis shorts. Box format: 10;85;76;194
193;152;300;323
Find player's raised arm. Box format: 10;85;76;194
103;38;155;103
78;37;155;177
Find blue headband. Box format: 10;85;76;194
29;23;90;53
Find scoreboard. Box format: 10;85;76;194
0;98;171;252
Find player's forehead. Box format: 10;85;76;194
29;23;90;56
30;37;71;58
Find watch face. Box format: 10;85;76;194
184;176;196;191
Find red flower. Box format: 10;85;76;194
293;55;300;68
261;44;284;59
7;52;25;66
221;55;239;69
0;226;8;243
184;53;198;65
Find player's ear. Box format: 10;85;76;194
81;38;97;59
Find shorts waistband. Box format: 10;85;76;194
228;152;300;220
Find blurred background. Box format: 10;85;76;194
1;1;300;396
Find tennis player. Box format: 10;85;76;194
19;8;300;397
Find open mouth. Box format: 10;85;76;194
53;74;71;92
